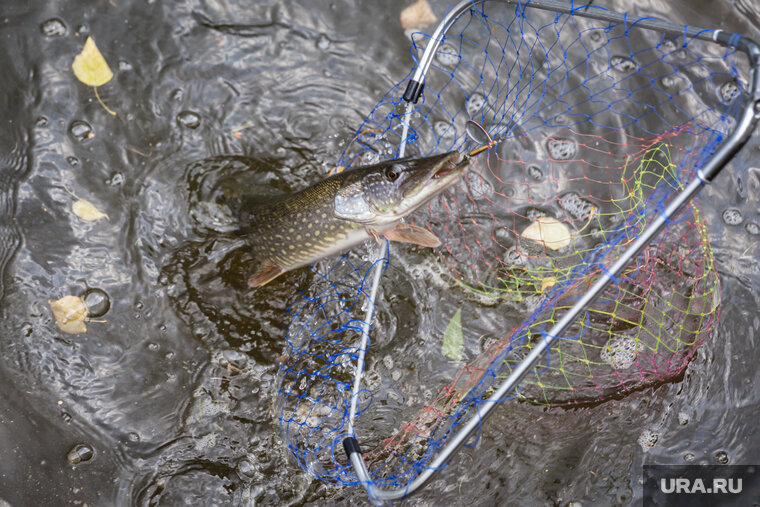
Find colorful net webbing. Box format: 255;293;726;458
273;0;753;494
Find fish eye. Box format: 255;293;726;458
385;166;399;182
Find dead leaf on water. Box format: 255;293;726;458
521;216;572;251
400;0;437;30
72;36;116;115
72;36;113;86
64;186;109;221
540;276;557;292
72;199;109;221
49;295;88;334
441;307;463;361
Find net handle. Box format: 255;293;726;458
345;0;760;501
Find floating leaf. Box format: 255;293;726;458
521;216;572;250
72;36;116;115
400;0;437;30
72;36;113;87
72;199;109;221
441;308;463;361
49;295;88;334
64;186;109;221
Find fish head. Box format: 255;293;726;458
334;151;467;225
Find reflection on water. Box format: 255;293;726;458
0;0;758;505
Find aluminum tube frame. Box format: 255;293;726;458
403;0;722;104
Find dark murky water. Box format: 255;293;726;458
0;0;759;505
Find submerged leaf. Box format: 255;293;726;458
540;276;557;292
72;199;109;221
72;36;113;87
49;295;88;334
400;0;437;30
521;216;572;251
441;308;463;361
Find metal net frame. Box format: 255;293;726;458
274;0;760;502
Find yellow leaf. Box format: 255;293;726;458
400;0;437;30
329;165;346;175
72;36;113;87
521;216;572;251
72;199;109;221
49;295;88;334
540;276;557;292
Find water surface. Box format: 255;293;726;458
0;0;759;505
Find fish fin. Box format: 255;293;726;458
248;263;285;287
366;227;382;245
384;223;441;248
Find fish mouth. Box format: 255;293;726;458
432;165;453;179
426;153;468;185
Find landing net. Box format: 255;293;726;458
273;0;757;497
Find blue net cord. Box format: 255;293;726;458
274;0;746;490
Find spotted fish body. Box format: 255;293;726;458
244;151;467;286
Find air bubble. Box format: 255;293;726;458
547;138;576;160
66;156;80;168
684;452;695;462
436;42;459;66
527;165;544;180
660;76;676;89
678;412;689;425
610;55;638;73
721;207;743;225
719;81;740;104
601;337;639;369
316;33;330;50
118;60;132;71
107;171;124;186
41;18;67;37
637;430;658;450
466;93;486;118
69;120;93;142
526;208;547;222
361;151;380;165
434;120;455;139
67;444;94;464
127;432;140;442
559;192;596;220
745;222;759;235
147;342;159;352
237;457;256;480
36;117;48;128
177;110;201;129
715;451;729;464
82;288;110;318
504;247;525;266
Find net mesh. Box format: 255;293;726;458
274;0;745;491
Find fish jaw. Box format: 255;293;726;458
373;152;469;223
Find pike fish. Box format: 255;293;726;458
242;151;468;286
